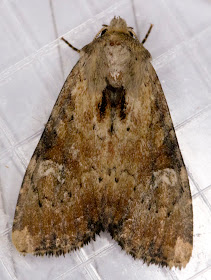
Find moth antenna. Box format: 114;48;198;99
61;37;80;53
94;27;107;39
141;24;153;44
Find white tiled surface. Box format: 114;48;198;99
0;0;211;279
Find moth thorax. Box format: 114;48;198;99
106;43;131;87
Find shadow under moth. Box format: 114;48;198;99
12;17;193;268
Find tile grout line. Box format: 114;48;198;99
157;2;211;280
0;259;17;280
155;1;211;91
1;222;111;280
187;168;211;213
161;0;211;94
0;0;208;84
192;184;211;199
0;130;43;163
175;104;211;131
187;264;211;280
162;0;211;93
0;128;43;153
131;0;140;39
0;225;12;237
77;249;103;280
0;112;29;170
168;272;179;280
0;38;65;83
153;23;211;75
4;0;37;58
160;0;211;211
153;0;189;71
0;0;126;81
53;244;115;280
49;0;65;80
0;114;17;148
1;0;60;98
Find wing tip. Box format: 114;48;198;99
12;228;102;257
111;233;192;269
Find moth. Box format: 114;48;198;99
12;17;193;268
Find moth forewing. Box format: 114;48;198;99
12;17;193;268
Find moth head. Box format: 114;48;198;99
109;17;128;32
98;17;138;40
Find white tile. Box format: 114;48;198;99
52;0;97;36
14;251;83;280
191;27;211;86
0;1;34;73
0;229;17;280
0;126;11;155
17;132;41;165
91;243;171;280
0;259;16;280
204;187;211;205
155;47;211;127
0;59;56;144
59;269;95;280
165;0;211;38
8;0;117;51
133;0;183;59
177;109;211;190
0;152;24;224
39;36;81;97
8;0;56;49
82;232;114;258
189;176;198;197
194;267;211;280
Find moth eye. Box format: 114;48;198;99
129;31;134;37
101;29;107;36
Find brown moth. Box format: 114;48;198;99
12;17;193;268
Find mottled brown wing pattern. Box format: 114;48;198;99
12;17;192;269
108;63;193;268
12;59;104;255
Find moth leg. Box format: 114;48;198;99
61;37;80;53
141;24;153;44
